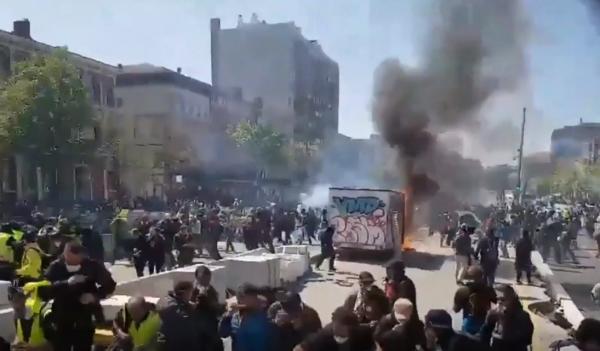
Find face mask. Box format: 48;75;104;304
333;336;349;344
394;313;408;324
66;264;81;273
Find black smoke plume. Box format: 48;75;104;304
372;0;528;202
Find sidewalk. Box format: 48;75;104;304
300;230;570;350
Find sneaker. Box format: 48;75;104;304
329;268;336;272
516;280;522;285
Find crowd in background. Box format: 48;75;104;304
0;197;600;350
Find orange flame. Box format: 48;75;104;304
401;186;415;251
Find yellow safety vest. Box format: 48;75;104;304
12;230;24;242
121;308;160;348
0;232;14;263
15;296;51;347
17;247;42;280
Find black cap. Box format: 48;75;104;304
425;309;452;329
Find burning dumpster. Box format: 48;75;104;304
327;187;405;253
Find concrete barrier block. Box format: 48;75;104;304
115;265;228;303
0;307;14;341
217;255;281;289
531;251;585;328
276;253;309;283
0;281;11;306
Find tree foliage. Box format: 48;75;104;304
227;121;288;169
537;163;600;201
0;49;95;165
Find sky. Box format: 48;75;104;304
2;0;600;164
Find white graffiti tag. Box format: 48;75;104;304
332;208;386;246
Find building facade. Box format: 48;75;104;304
550;122;600;170
210;15;339;145
115;64;260;201
0;19;119;203
115;64;213;199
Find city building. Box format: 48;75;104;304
321;133;397;187
550;121;600;170
0;19;119;202
210;14;339;145
115;64;213;199
115;65;258;201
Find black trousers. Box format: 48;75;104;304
515;263;532;282
148;257;164;275
316;251;335;270
53;324;94;351
541;238;562;263
133;257;146;277
208;239;222;260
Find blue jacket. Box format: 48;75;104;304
220;310;272;351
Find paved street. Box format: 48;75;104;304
107;233;570;350
301;230;569;350
550;231;600;319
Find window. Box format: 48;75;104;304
106;86;115;107
91;75;101;105
12;50;29;63
0;46;11;79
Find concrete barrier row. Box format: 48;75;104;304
531;251;585;329
0;245;316;342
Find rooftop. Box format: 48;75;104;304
116;64;212;97
0;19;117;72
551;122;600;140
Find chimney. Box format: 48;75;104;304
13;19;31;39
176;67;182;74
210;18;221;87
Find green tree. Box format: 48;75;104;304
227;121;288;170
0;49;96;198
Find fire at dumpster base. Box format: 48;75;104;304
327;187;404;253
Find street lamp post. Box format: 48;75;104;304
516;107;526;204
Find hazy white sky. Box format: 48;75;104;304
2;0;600;163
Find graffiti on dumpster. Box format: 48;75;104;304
330;196;386;247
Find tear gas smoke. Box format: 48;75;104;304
300;183;331;208
372;0;528;202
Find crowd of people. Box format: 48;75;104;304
2;197;600;350
111;200;330;277
437;201;600;351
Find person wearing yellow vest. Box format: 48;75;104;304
113;296;160;351
16;232;44;285
10;280;54;351
0;224;17;264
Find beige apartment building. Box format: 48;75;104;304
0;19;119;203
115;64;214;199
